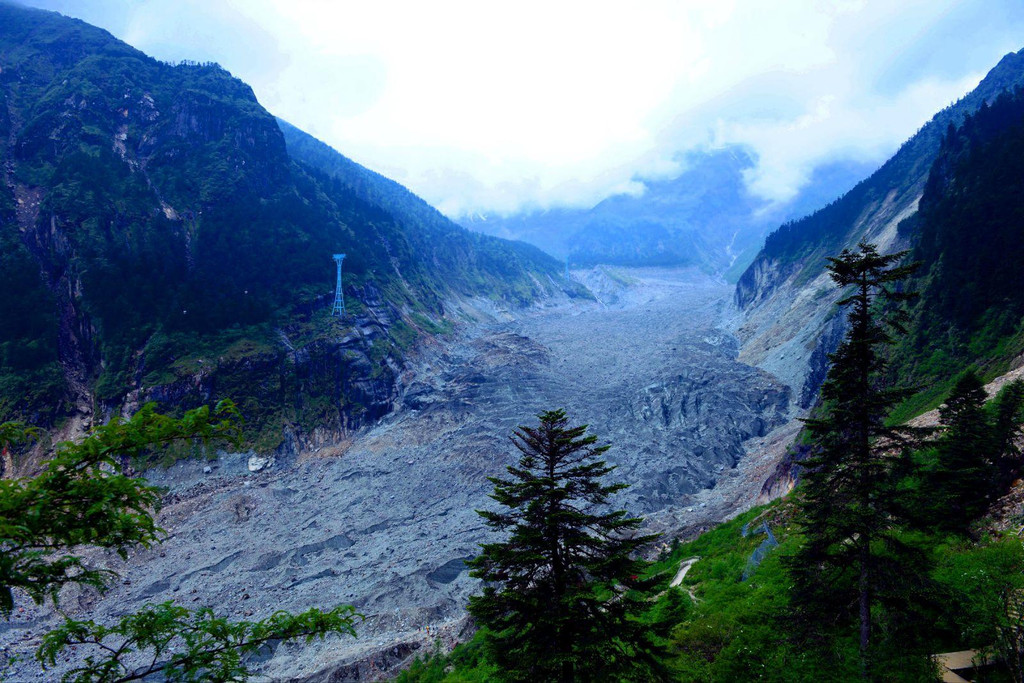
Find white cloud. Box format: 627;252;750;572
25;0;1024;216
712;72;985;202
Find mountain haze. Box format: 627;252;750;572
277;119;577;304
464;147;872;278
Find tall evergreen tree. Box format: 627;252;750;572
467;409;665;682
927;371;998;530
787;243;927;679
992;379;1024;491
919;374;1024;534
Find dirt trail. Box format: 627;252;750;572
670;557;700;588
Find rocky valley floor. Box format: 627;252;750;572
0;267;796;681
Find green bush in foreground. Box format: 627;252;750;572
0;403;360;681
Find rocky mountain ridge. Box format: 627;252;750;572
0;2;581;452
732;47;1024;401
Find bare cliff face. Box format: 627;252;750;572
731;188;915;406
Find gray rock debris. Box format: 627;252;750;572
0;268;793;681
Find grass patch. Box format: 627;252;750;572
412;312;454;336
887;373;959;425
600;266;640;287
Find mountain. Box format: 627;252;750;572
0;2;580;447
275;119;579;304
462;147;872;278
733;47;1024;406
401;63;1024;683
885;85;1024;414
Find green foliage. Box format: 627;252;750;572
887;87;1024;415
0;215;64;423
912;90;1024;337
0;401;240;615
657;507;799;681
0;421;40;455
885;371;959;426
920;373;1003;530
411;313;454;337
390;319;419;351
745;52;1024;298
467;409;667;682
0;402;359;680
401;362;1024;682
933;537;1024;650
395;637;498;683
992;380;1024;489
409;491;1024;682
652;506;1022;681
37;602;360;682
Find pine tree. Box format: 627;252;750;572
467;409;666;682
992;379;1024;490
921;374;1024;533
928;371;997;530
787;243;927;679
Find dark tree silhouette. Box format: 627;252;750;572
468;409;666;682
787;243;929;679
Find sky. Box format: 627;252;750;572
23;0;1024;218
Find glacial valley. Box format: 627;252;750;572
0;267;794;681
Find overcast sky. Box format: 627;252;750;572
23;0;1024;217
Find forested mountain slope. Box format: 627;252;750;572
885;86;1024;413
733;47;1024;405
398;95;1024;679
0;2;577;447
277;119;581;303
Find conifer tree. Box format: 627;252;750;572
919;374;1024;533
467;409;665;682
992;379;1024;490
787;243;926;679
928;371;997;530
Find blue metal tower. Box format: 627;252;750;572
332;253;346;317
